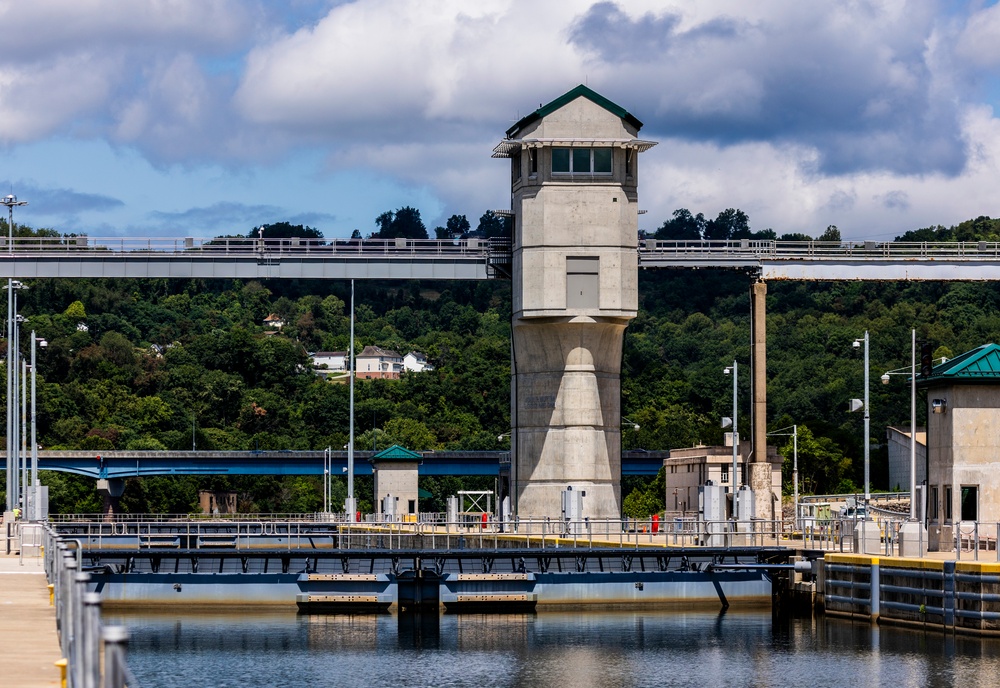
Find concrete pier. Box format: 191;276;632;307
0;552;62;687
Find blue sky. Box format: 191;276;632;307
1;0;1000;241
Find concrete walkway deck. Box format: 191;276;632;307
0;551;62;687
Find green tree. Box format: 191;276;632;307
64;300;87;320
655;209;705;240
476;210;510;239
373;207;428;240
704;208;750;241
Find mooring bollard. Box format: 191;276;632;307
55;657;67;688
83;592;102;688
102;626;130;688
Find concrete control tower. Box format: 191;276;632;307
494;86;656;520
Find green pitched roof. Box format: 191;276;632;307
506;84;643;138
369;444;422;463
921;343;1000;385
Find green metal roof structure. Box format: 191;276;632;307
368;444;423;463
921;343;1000;386
506;84;643;138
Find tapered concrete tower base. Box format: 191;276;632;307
512;316;628;520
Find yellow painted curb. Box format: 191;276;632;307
879;556;945;571
825;553;879;566
955;561;1000;574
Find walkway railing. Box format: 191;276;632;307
5;235;999;263
0;235;498;257
639;239;1000;261
42;525;138;688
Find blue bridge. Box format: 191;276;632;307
9;449;668;479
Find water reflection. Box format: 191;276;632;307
106;610;1000;688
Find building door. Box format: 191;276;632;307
566;256;599;308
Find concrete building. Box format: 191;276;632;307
494;85;656;520
198;490;237;515
356;345;403;379
663;443;783;519
886;426;926;493
921;344;1000;550
370;444;422;521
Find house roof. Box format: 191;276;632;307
358;345;402;359
505;84;643;139
920;343;1000;386
369;444;422;463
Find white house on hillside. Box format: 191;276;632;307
357;345;404;379
311;351;347;377
404;351;434;373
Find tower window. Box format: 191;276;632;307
552;147;613;175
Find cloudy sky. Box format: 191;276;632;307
1;0;999;241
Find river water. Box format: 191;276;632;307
108;609;1000;688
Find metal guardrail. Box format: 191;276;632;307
4;236;997;262
54;516;798;551
0;235;500;257
48;512;329;523
42;525;138;688
639;239;1000;261
794;492;908;505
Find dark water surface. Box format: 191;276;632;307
107;609;1000;688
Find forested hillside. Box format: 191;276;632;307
3;212;1000;516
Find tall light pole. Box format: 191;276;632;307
345;279;356;522
30;332;45;520
723;361;739;507
3;194;26;513
5;285;24;511
851;331;871;503
882;329;917;520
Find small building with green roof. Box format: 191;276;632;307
369;444;422;521
920;343;1000;550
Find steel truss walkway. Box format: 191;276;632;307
4;236;1000;281
0;236;511;280
638;239;1000;280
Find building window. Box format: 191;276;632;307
530;149;538;176
961;486;978;521
945;485;952;521
552;147;613;175
930;486;938;520
721;466;729;484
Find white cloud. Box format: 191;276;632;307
234;0;589;132
0;0;999;238
640;102;1000;240
955;3;1000;68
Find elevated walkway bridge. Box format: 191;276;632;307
2;236;1000;280
1;449;668;479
